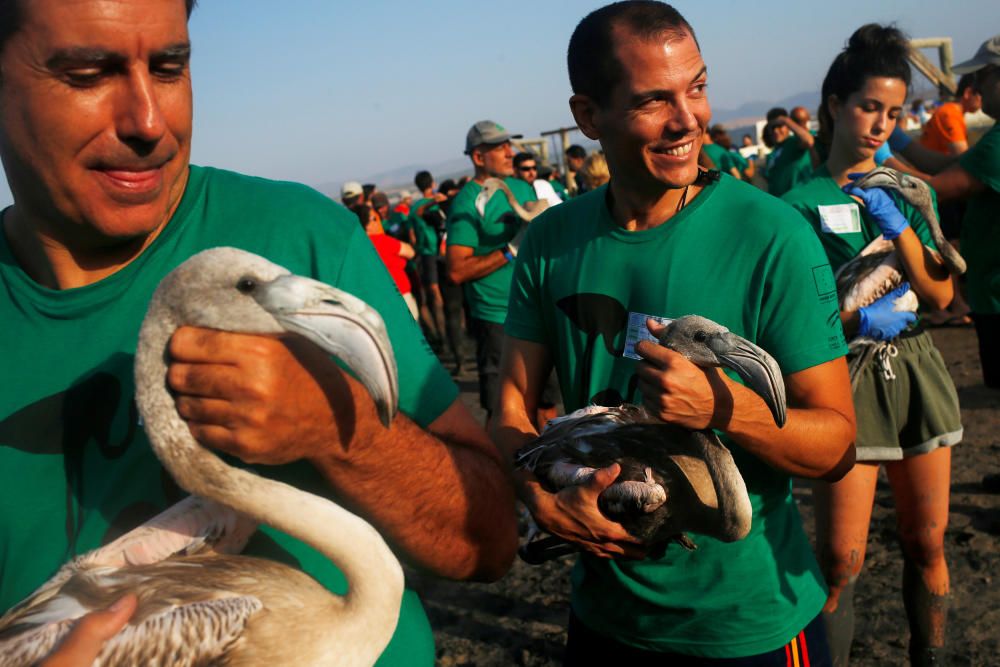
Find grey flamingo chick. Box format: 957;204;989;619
0;248;403;667
835;167;966;386
515;315;785;563
475;177;550;222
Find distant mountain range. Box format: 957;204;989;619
710;90;821;127
314;85;948;198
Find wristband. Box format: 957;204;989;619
502;247;514;262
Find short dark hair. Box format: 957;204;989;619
818;24;911;150
513;152;537;169
414;170;433;192
352;204;372;229
567;1;695;107
765;107;788;122
956;73;977;97
0;0;198;59
565;144;587;160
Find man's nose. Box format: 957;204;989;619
115;66;167;147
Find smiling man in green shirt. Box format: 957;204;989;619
494;3;856;663
0;1;517;664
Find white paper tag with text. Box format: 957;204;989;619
623;311;674;360
817;203;862;235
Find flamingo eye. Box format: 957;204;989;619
236;277;257;294
694;330;708;343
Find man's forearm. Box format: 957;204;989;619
447;248;510;284
714;374;855;481
311;386;518;582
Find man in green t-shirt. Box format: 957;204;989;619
445;120;538;420
764;107;819;197
700;128;741;180
409;170;449;348
0;2;517;665
495;4;856;663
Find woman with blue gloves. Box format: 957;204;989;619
782;24;962;667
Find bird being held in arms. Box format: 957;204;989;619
516;315;786;564
0;248;403;667
835;166;966;386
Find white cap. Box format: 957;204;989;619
341;181;363;199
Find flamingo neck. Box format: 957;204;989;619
698;437;752;540
134;310;403;661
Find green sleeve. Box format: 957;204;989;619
959;125;1000;192
503;223;546;343
756;221;847;375
334;222;458;426
446;193;480;249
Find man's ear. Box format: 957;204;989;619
470;149;485;169
570;94;602;140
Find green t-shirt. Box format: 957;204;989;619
959;123;1000;314
781;165;939;275
410;197;441;257
505;176;846;657
549;178;568;200
383;210;409;240
767;134;814;197
0;166;458;666
703;143;737;175
446;176;537;324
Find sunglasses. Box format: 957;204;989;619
519;166;537;171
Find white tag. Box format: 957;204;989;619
818;204;862;234
623;311;674;360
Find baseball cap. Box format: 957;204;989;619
464;120;522;155
341;181;363;199
398;190;411;200
952;35;1000;74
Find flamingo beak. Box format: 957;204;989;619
709;334;787;428
254;275;400;427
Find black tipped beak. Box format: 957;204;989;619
257;276;400;428
712;336;787;428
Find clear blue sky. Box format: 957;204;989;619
0;0;996;206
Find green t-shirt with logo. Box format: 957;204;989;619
781;165;939;275
410;197;442;257
958;123;1000;314
505;176;846;657
446;176;537;324
767;134;814;197
0;166;458;666
703;143;737;175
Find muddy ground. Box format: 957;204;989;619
409;325;1000;666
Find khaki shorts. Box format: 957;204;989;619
851;330;962;462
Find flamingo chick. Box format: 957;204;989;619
516;316;785;563
0;248;403;667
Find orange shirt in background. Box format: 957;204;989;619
920;102;967;154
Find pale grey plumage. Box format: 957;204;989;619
475;178;550;221
0;248;404;667
835;167;963;387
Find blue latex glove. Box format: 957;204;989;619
888;126;912;151
857;283;917;340
842;181;910;240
